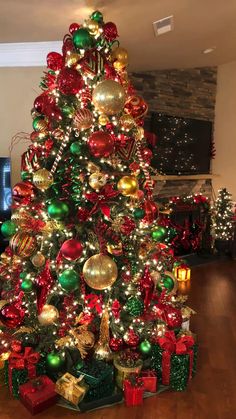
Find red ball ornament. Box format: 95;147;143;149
34;94;46;113
124;329;139;347
60;239;83;261
124;96;148;120
69;22;80;35
142;147;153;163
120;216;136;235
11;339;22;353
109;337;123;352
46;52;63;71
103;22;118;42
143;198;159;224
0;303;25;329
88;131;115;158
57;68;84;95
165;306;182;329
13;181;36;204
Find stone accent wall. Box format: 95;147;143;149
130;67;217;122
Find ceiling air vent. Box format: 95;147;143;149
153;15;174;36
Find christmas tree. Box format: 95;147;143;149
212;188;233;241
0;12;194;405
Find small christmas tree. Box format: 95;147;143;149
212;188;233;241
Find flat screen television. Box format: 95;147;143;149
149;113;213;175
0;157;12;221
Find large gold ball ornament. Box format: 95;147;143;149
85;19;100;35
65;52;81;67
38;304;59;326
134;126;144;141
83;254;118;290
89;172;107;190
111;47;128;69
117;175;138;196
119;114;135;130
31;252;46;268
33;168;53;191
92;80;126;115
98;114;109;126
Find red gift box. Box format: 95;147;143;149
124;378;144;407
141;370;157;392
19;375;58;415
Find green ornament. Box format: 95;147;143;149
90;10;103;23
19;272;28;280
32;116;45;131
62;105;74;117
139;340;152;355
59;269;79;292
173;260;181;269
70;142;82;155
21;171;32;181
47;200;69;220
126;297;144;316
73;28;93;49
1;220;17;238
21;279;33;293
151;226;167;242
161;274;175;291
46;352;63;372
133;208;145;220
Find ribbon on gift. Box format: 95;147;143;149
56;373;87;405
158;331;195;386
8;347;40;395
85;184;120;218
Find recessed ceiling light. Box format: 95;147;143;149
202;47;216;54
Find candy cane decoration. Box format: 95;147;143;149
50;127;72;175
136;140;154;193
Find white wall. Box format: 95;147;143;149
0;67;43;186
213;60;236;201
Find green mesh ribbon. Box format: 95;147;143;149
151;344;198;392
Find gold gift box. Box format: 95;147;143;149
55;373;88;406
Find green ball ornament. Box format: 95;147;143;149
151;226;167;242
1;220;17;238
161;274;175;291
139;340;152;355
133;208;145;220
21;279;33;293
20;272;28;280
126;297;144;317
90;10;103;23
73;28;93;49
21;171;32;181
32;116;46;131
47;200;69;220
62;105;74;117
59;269;79;292
46;353;63;372
70;142;82;155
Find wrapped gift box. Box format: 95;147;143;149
19;375;58;415
55;372;88;406
124;378;144;407
140;370;157;393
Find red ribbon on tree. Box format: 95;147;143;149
85;184;120;218
8;347;40;395
36;261;54;314
158;331;195;386
85;294;103;314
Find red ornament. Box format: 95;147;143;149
77;207;89;222
12;181;36;204
143;198;159;224
36;261;54;314
88;131;115;158
34;94;46;113
57;68;84;95
111;299;121;319
141;147;153;163
0;303;25;329
103;22;118;42
60;239;83;261
46;52;63;71
124;329;139;347
11;339;22;353
109;337;123;352
139;267;154;310
165;306;182;329
69;22;80;34
120;216;136;235
124;96;148;120
62;36;74;57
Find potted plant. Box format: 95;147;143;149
114;349;143;389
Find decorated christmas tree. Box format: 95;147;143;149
212;188;233;241
0;11;196;409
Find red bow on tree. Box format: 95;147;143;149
85;184;120;218
85;293;103;314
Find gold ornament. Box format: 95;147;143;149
107;242;123;256
83;254;118;290
111;46;128;69
117;175;138;196
0;300;7;310
119;114;135;130
31;252;46;268
85;19;100;35
73;109;93;130
95;308;111;360
98;114;109;126
87;161;101;173
92;80;126;115
33;168;53;191
65;52;81;67
42;220;58;234
89;172;107;190
36;119;48;133
154;323;166;337
38;304;59;326
134;126;144;141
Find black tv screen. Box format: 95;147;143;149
0;158;12;220
149;113;213;175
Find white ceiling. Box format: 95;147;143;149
1;0;236;70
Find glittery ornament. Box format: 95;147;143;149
119;114;135;130
83;254;118;290
10;232;36;257
109;337;123;352
117;175;138;196
89;172;107;190
57;68;84;95
126;297;144;316
73;108;93;130
124;329;139;347
31;252;46;268
46;52;63;71
92;80;125;115
103;22;118;42
38;304;59;325
98;114;109;126
33;168;53;190
0;303;25;329
12;181;36;204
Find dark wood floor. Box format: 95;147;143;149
1;260;236;419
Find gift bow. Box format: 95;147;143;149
85;184;120;218
9;347;40;370
59;373;85;403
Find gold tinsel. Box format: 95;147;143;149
94;308;111;360
56;326;95;359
